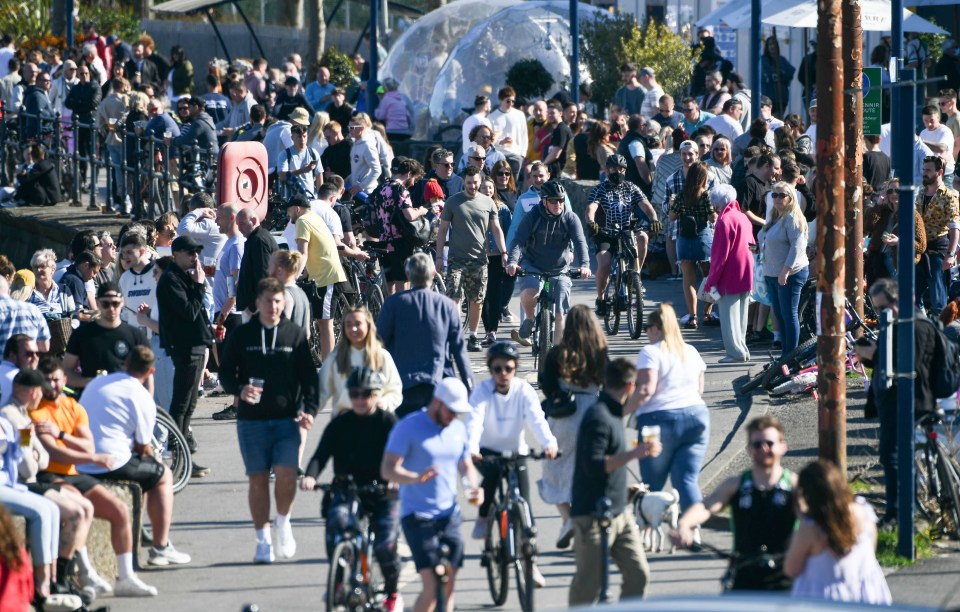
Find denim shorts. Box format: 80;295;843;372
237;418;301;475
677;227;713;263
517;269;572;314
400;509;464;571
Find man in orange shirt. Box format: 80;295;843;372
31;357;158;597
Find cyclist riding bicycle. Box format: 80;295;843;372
586;154;662;316
301;367;403;612
506;180;591;347
465;342;558;584
672;415;797;591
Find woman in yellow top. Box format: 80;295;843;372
317;307;402;414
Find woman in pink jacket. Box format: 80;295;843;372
374;78;413;141
704;184;755;362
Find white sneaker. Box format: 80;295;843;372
42;593;85;611
276;522;297;559
78;568;113;594
114;575;158;597
254;541;275;564
147;542;192;566
471;517;490;540
532;563;546;588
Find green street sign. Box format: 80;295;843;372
864;67;882;136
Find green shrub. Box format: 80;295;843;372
506;58;555;102
319;46;355;89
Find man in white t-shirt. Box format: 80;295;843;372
118;233;158;337
279;123;323;199
920;104;957;184
487;86;528;159
78;346;190;569
178;192;227;263
704;98;744;142
638;67;664;119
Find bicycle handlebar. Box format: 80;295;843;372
316;477;388;497
513;269;583;280
477;450;561;464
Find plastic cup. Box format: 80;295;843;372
19;428;31;447
248;377;265;404
641;425;661;444
163;130;172;139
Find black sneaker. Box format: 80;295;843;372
212;406;238;421
747;329;774;345
467;336;483;352
771;339;783;350
191;464;211;478
185;430;198;454
595;298;608;316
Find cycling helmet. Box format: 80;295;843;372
605;153;628;169
346;366;385;391
486;341;520;366
539;180;566;201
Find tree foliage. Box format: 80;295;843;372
319;46;355;88
581;15;694;111
506;59;555;101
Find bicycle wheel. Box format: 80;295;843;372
935;443;960;537
739;362;774;394
155;408;192;494
363;543;386;607
327;541;357;612
628;272;645;340
915;445;940;523
513;508;535;612
331;291;350;346
603;266;620;336
761;337;819;392
484;510;509;606
535;306;552;370
309;320;324;368
365;283;384;323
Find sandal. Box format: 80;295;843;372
683;316;698;329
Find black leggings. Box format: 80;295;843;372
482;255;505;334
477;450;531;522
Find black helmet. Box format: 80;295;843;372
539;180;566;201
346;366;385;391
486;341;520;365
605;153;628;169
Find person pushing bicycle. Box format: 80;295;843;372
506;180;591;347
671;415;797;592
465;342;558;585
586;154;661;316
301;367;403;612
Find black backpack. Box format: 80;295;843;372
918;317;960;399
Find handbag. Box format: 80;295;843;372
392;205;432;247
678;215;699;238
749;250;771;306
541;389;577;419
697;279;719;304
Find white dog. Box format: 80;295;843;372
629;484;680;554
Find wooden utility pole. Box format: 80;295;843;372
843;0;865;337
816;0;847;471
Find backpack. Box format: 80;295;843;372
392;203;432;247
918;317;960;399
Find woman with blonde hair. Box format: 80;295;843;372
29;249;62;314
318;306;402;415
626;303;708;512
268;250;311;337
307;110;329;153
785;459;891;604
538;303;607;549
759;181;810;355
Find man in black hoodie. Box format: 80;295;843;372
156;235;214;478
236;207;278;319
64;64;101;191
21;63;53;140
219;277;318;564
168;96;218;192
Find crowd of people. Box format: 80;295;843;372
3;19;960;612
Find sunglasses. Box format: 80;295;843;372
751;439;777;450
544;198;563;205
349;389;376;399
470;156;486;162
496;171;511;177
22;350;40;358
682;107;696;114
771;192;789;199
438;162;455;168
886;188;898;194
504;98;516;104
98;299;122;308
348;124;362;130
491;365;515;374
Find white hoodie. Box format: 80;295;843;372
466;378;557;456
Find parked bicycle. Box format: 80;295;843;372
914;406;960;539
153;407;192;494
318;476;390;612
598;221;645;340
512;270;581;370
479;450;552;612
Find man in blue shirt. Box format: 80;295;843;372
305;65;335;111
381;377;482;612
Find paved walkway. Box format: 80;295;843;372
96;275;959;611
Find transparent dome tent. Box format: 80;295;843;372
382;0;608;139
381;0;521;110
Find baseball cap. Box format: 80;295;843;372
171;235;204;253
638;67;655;78
64;59;78;70
106;35;118;45
96;281;122;299
432;377;472;414
13;368;52;392
284;75;300;87
760;95;773;107
289;107;310;127
809;98;818;109
13;269;35;288
283;193;311;210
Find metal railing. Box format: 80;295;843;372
0;101;223;220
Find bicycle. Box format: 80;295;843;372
914;406;960;539
598;222;645;340
318;475;390;612
689;541;785;592
478;450;552;612
513;270;580;370
153;407;193;494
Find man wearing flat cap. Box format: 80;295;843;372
157;235;214;478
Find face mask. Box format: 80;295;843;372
608;172;623;186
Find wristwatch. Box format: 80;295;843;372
58;431;66;441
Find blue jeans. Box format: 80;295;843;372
765;266;809;355
326;495;401;593
916;251;947;317
635;405;710;511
